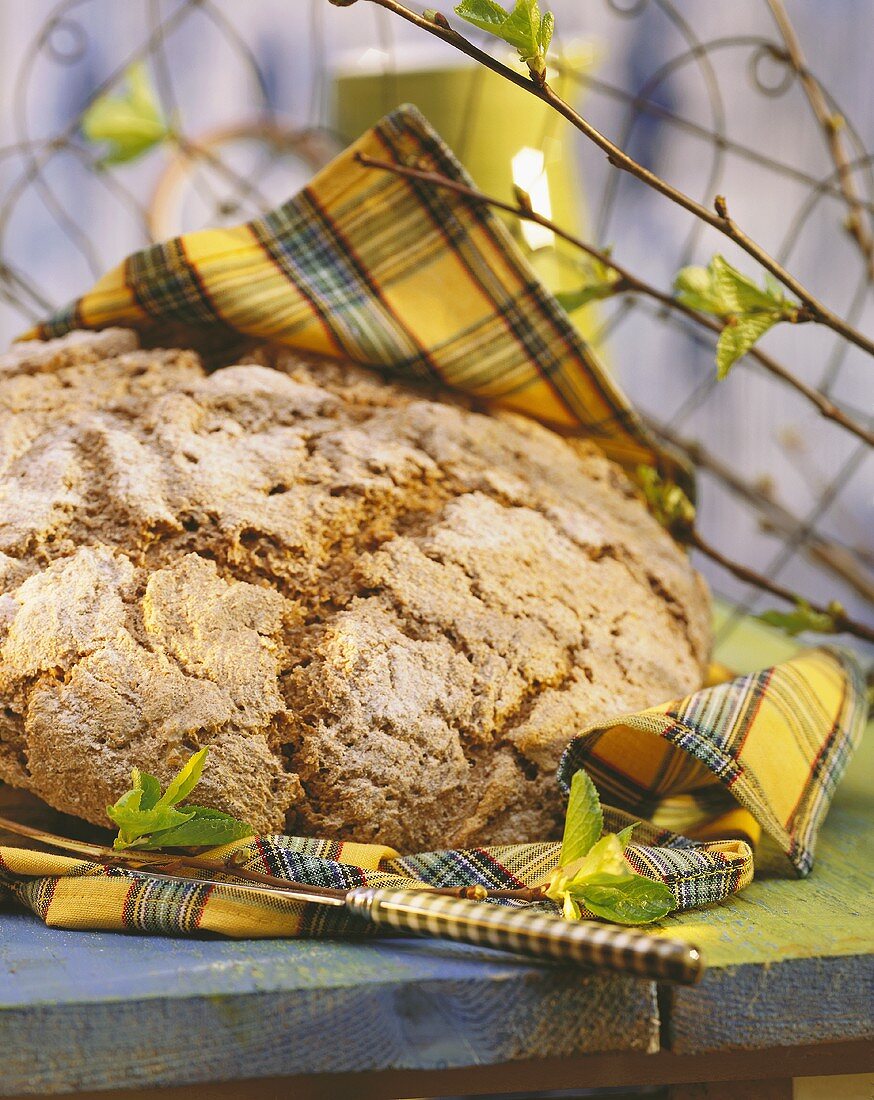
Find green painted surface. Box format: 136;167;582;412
656;605;873;970
657;733;872;969
711;597;804;670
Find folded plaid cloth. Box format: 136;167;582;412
3;106;865;938
2;826;752;938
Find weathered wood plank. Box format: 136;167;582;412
666;951;873;1053
4;1040;870;1100
667;1081;793;1100
0;920;658;1094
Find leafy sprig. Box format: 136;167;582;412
757;598;845;637
81;63;169;166
636;464;696;542
545;770;676;925
674;255;806;379
106;748;254;850
555;249;623;313
451;0;554;82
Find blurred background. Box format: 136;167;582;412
0;0;872;649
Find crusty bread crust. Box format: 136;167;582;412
0;330;710;848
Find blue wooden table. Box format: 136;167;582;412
1;617;872;1099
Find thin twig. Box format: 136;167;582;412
0;814;547;905
350;0;874;359
354;157;874;642
689;530;874;644
645;422;874;605
766;0;874;279
554;60;874;216
0;814;346;897
356;152;874;447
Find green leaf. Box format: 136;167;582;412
711;254;785;314
179;805;241;818
545;814;634;906
615;823;637;850
107;800;195;850
562;893;582;921
545;771;672;925
569;832;631;883
106;748;253;851
757;598;843;637
500;0;541;57
677;256;794;379
106;786;142;827
455;0;554;74
556;282;617;312
673;263;726;315
134;810;254;850
556;250;620;314
559;769;603;866
580;875;676;925
675;255;797;322
715;311;780;379
131;768;161;811
157;747;208;808
454;0;512;35
81;62;169;165
636;465;696;538
539;9;554;53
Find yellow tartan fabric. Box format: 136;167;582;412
0;830;755;938
4;107;866;940
25;104;685;488
558;646;866;876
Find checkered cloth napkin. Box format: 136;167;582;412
2;106;865;938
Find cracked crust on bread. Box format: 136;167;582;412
0;329;710;848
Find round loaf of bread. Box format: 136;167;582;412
0;329;710;849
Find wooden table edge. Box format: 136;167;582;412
5;1038;871;1099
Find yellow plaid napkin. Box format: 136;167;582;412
1;829;755;939
4;107;866;939
25;105;683;487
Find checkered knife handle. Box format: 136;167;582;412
345;887;703;985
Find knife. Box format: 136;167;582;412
136;868;703;984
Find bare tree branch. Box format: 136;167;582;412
645;422;874;605
345;0;874;359
356;152;874;447
767;0;874;279
0;814;547;905
689;530;874;644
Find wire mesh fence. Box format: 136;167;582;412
1;0;871;651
